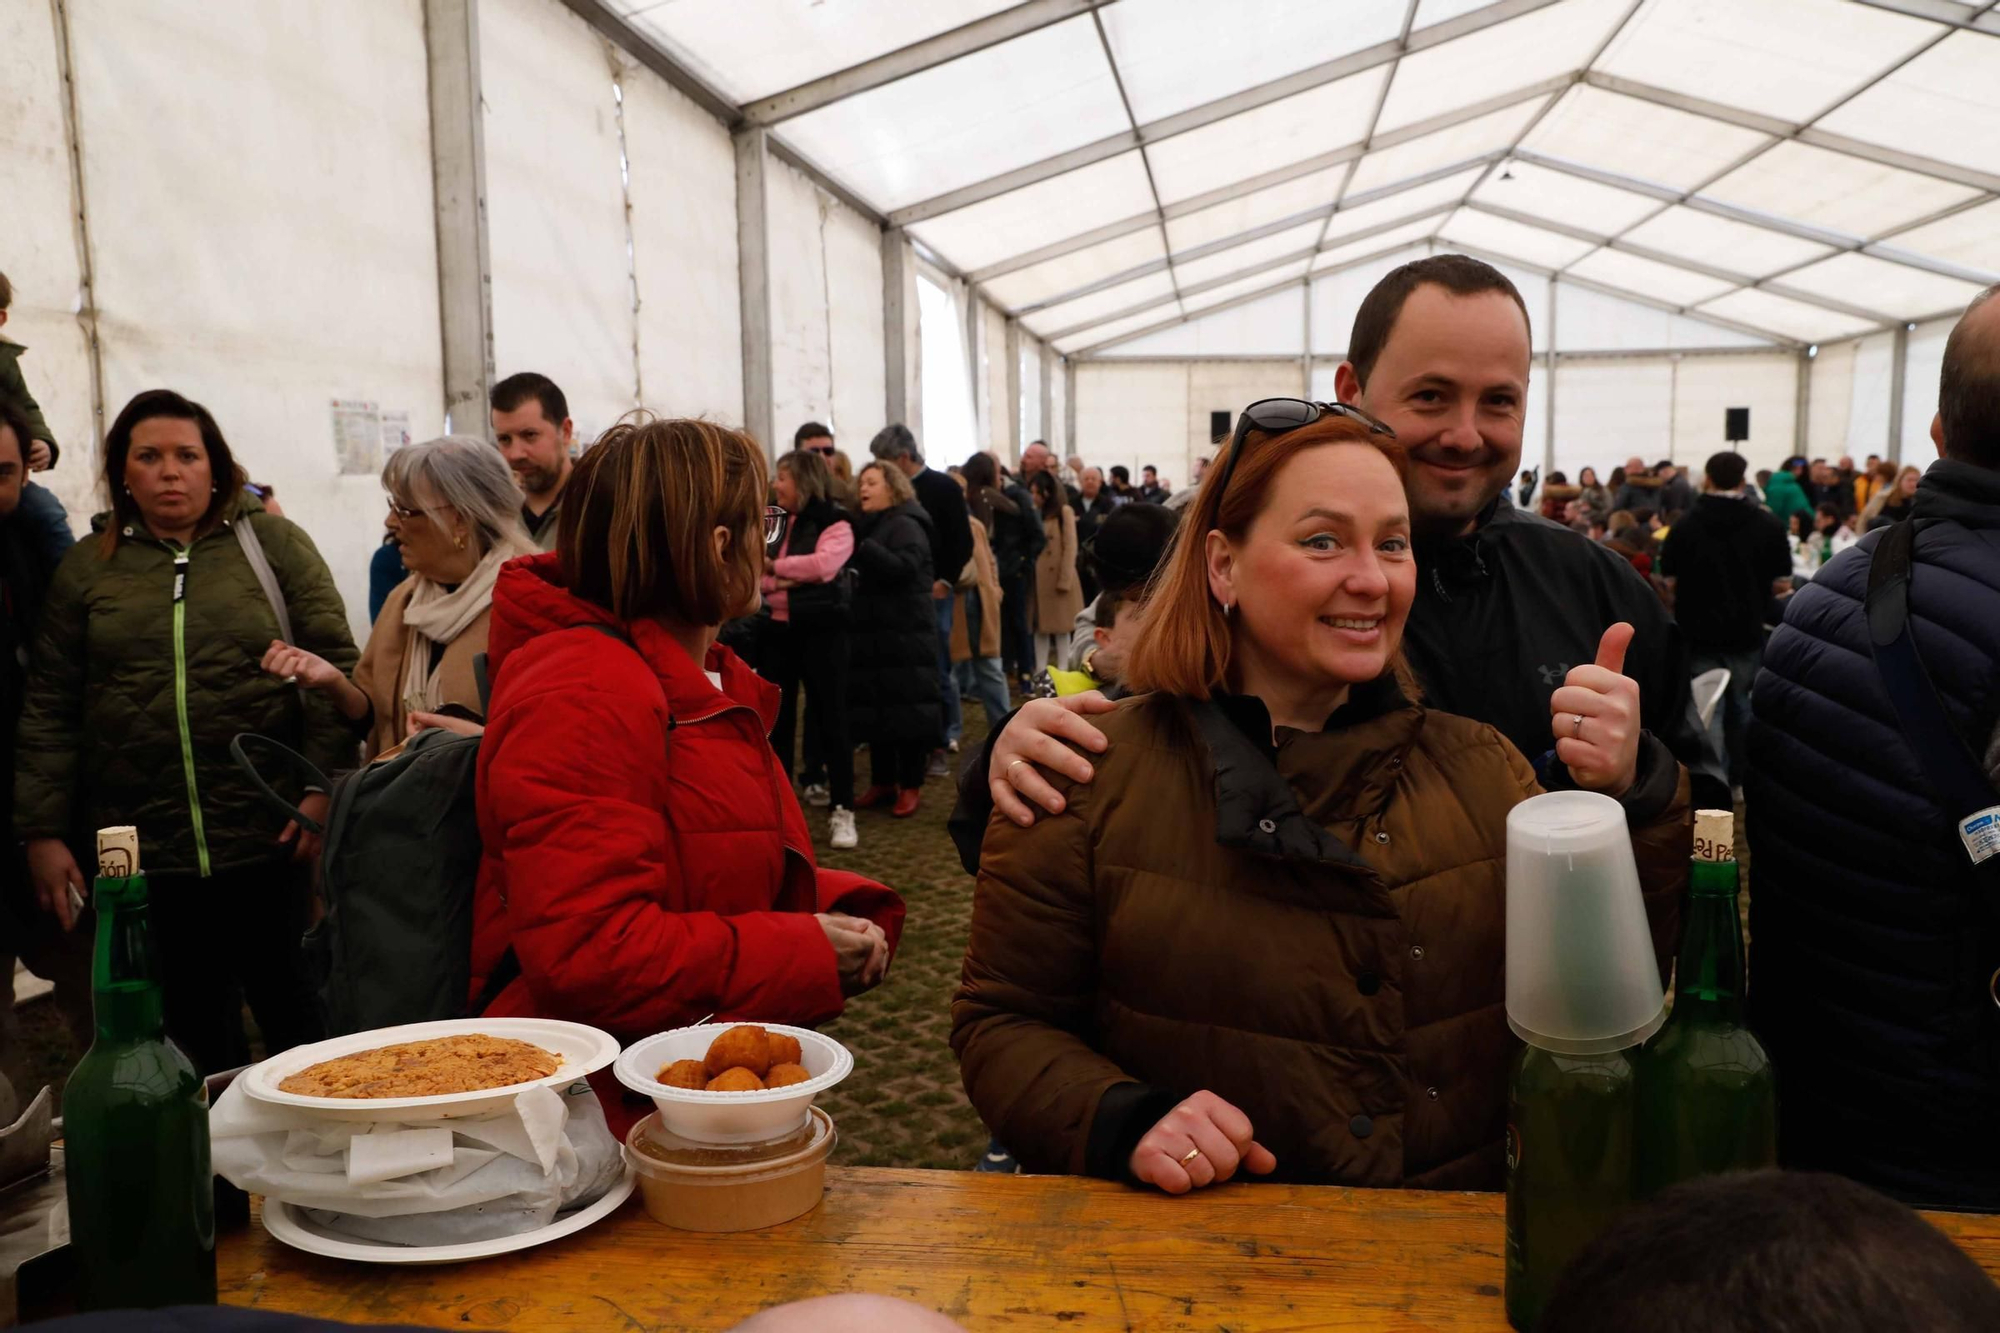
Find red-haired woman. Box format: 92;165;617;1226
952;403;1691;1195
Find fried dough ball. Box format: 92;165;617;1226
765;1062;811;1088
707;1067;766;1093
704;1025;773;1078
658;1059;708;1090
767;1033;804;1067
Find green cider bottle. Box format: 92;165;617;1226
1504;1045;1637;1331
1634;808;1776;1197
64;826;217;1310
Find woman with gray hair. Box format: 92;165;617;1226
262;435;536;755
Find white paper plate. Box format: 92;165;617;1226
615;1023;852;1144
261;1165;636;1265
240;1018;620;1121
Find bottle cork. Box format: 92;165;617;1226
1693;809;1734;864
96;826;141;879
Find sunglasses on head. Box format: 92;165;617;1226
1208;398;1395;513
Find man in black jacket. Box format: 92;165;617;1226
870;424;974;761
1658;452;1791;787
953;253;1720;863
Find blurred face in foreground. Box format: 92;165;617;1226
1209;443;1416;715
1338;285;1529;538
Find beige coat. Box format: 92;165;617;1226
1033;508;1082;635
354;578;493;758
951;521;1002;662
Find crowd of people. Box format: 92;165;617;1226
0;249;1998;1316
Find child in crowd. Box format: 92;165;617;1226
0;271;81;566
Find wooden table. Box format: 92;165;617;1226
220;1168;2000;1331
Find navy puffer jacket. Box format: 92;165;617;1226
1745;458;2000;1209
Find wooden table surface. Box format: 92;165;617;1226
219;1168;2000;1332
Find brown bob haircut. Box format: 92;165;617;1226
558;415;767;625
1124;413;1410;700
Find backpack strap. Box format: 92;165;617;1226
228;733;330;834
234;515;294;645
1864;519;2000;877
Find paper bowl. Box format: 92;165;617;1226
240;1018;620;1122
613;1023;851;1144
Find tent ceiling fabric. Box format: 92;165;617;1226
615;0;2000;351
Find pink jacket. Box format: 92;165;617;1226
761;521;853;623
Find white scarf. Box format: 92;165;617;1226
398;538;534;717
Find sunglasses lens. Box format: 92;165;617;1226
1245;399;1319;432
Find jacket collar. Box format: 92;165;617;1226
1185;674;1421;870
1914;458;2000;530
631;620;779;729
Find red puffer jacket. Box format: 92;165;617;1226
471;555;904;1066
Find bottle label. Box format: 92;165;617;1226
1960;807;1999;867
1505;1122;1521;1173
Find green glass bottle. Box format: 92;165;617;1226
1634;809;1776;1197
1504;1045;1637;1331
64;826;216;1310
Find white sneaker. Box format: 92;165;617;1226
803;782;830;808
829;807;857;850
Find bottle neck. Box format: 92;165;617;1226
1673;859;1746;1022
91;875;166;1042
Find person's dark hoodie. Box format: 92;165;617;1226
1658;493;1792;653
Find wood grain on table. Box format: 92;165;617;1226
219;1167;2000;1332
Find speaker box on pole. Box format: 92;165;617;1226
1725;407;1749;442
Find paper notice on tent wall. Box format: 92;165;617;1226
331;399;384;475
381;410;411;454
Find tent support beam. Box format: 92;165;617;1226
1888;324;1911;463
1040;342;1057;450
735;128;776;453
883;230;922;435
423;0;495;435
1794;350;1812;457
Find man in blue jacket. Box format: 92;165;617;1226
1747;284;2000;1209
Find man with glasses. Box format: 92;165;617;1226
952;252;1720;863
795;421;838;460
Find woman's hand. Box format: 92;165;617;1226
262;641;346;692
986;693;1118;825
1550;622;1642;797
816;912;890;995
408;711;485;739
1129;1091;1278;1195
278;792;330;863
26;838;85;931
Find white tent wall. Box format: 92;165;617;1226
68;0;446;640
1020;337;1044;447
620;51;743;427
766;156;885;463
1070;360;1307;484
981;303;1013;463
1048;352;1068;459
1902;317;1953;461
482;0;637;442
1;1;95;522
1667;353;1799;474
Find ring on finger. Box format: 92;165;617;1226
1177;1145;1203;1166
1006;759;1028;774
1570;713;1585;738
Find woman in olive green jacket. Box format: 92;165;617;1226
14;389;357;1075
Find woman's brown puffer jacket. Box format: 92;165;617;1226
952;677;1689;1190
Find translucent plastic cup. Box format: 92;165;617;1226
1506;790;1666;1054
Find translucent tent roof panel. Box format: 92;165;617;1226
1022;270;1178;339
1439;208;1596;268
775;18;1127;212
1345;96;1549;195
1567;248;1735;306
1775;252;1988;322
1698;288;1878;343
1143;66;1388;205
1375;0;1632;133
1324;166;1485;241
1470;161;1661;236
907;152;1157;273
979;228;1168;310
1415;0;1501;27
1884;199;2000;275
1171;221;1324;290
616;0;1018;104
1181;267;1309;316
1593;0;1940;123
1056;303;1186;355
1816;30;2000;177
1164;167;1344;255
1313;218;1443;271
1700;141;1983;240
1522;85;1771;192
1620;205;1835;278
1096;285;1307;357
1100;0;1406;125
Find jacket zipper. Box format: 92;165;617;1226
171;545;212;877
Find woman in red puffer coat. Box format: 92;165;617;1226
471;418;903;1129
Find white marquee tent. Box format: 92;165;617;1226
5;0;1997;629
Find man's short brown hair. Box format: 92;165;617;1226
558;416;766;624
1346;253;1532;388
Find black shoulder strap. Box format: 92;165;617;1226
1864;520;2000;876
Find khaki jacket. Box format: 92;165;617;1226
354;577;492;758
953;681;1689;1190
951;521;1002;662
1033;508;1083;635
